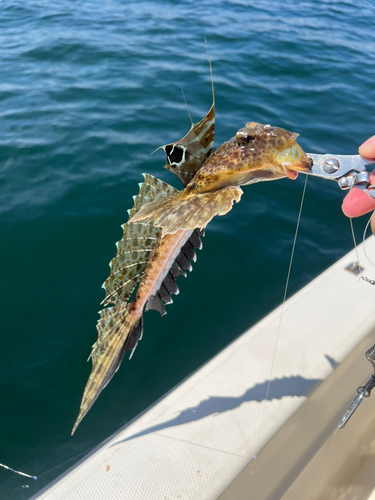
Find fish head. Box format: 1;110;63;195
235;122;311;181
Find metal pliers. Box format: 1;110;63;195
304;153;375;197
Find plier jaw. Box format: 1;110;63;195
305;153;375;198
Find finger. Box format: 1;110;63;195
371;214;375;235
359;135;375;159
342;187;375;217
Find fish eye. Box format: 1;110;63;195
243;134;255;143
236;131;256;145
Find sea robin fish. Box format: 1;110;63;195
72;87;311;434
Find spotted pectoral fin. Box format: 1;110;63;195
158;102;215;187
72;306;142;434
128;173;178;219
130;186;243;235
102;174;179;306
102;222;159;306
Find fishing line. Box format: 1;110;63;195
262;177;308;406
204;36;215;107
350;215;375;285
35;449;90;479
318;425;340;477
349;218;364;281
20;442;98;485
181;88;193;127
362;211;375;269
319;216;375;469
1;437;102;483
328;425;339;454
252;175;308;468
316;219;363;472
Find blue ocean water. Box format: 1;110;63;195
1;0;375;497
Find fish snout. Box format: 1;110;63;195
276;143;311;179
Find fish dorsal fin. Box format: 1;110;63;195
146;229;204;316
102;175;178;307
158;51;215;187
160;102;215;187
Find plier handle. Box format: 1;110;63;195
305;153;375;198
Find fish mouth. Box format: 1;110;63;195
282;166;299;180
282;161;311;179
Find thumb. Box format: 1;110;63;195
359;135;375;159
342;171;375;217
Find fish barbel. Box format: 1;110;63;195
72;100;310;434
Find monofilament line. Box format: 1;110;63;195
256;175;308;455
350;217;363;280
181;88;193;127
204;36;215;106
363;211;375;269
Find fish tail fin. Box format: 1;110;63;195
72;307;143;435
129;186;243;235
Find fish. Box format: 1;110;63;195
71;90;215;435
72;87;311;435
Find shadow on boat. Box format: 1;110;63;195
110;357;338;448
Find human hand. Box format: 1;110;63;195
342;136;375;234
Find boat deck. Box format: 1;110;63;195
32;238;375;500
